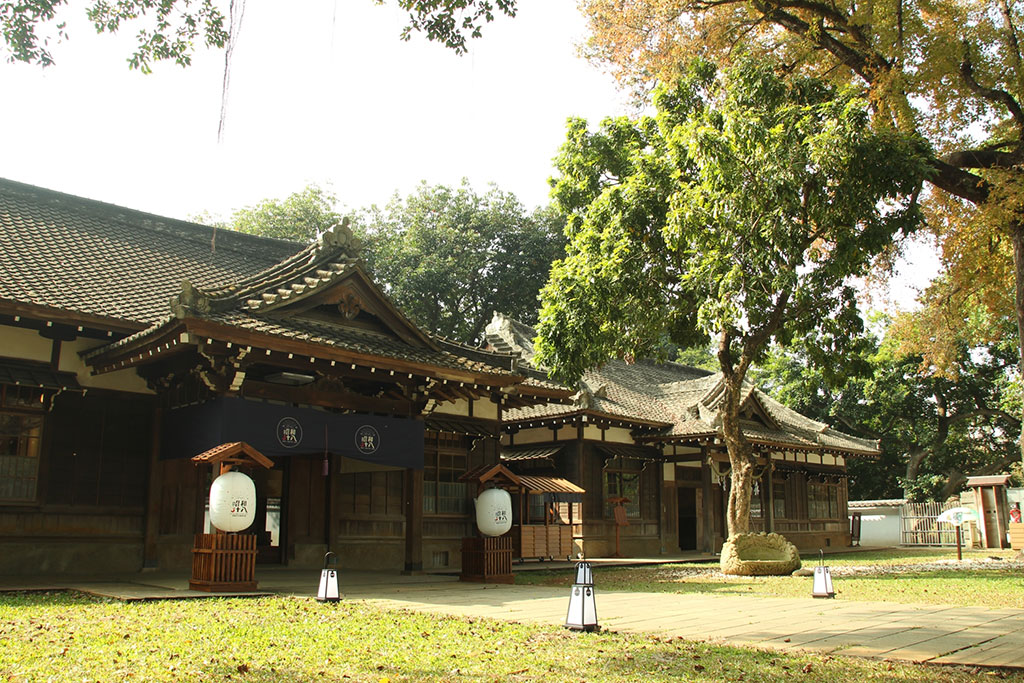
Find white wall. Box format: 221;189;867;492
850;504;903;547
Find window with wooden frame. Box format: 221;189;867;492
423;431;469;515
808;478;841;519
0;385;46;503
772;478;788;519
603;456;642;519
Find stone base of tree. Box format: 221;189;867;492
720;533;801;576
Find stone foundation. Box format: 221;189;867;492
720;532;801;576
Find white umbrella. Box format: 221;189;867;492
936;507;979;525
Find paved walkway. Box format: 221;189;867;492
3;566;1023;670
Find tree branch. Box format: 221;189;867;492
942;148;1024;170
927;158;990;205
960;41;1024;137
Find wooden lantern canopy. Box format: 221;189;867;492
458;463;522;584
189;442;274;592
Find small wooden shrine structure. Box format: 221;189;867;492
458;463;520;583
189;442;274;591
514;475;584;561
966;474;1011;549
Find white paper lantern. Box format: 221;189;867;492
209;471;256;532
475;488;512;537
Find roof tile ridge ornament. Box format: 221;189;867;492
171;279;213;318
317;217;361;258
197;218;359;307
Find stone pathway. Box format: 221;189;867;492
340;579;1024;670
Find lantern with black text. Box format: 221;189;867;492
475;487;512;537
317;552;341;602
812;549;835;598
565;561;599;632
208;471;256;533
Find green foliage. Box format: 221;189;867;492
755;321;1023;500
535;56;929;386
221;184;343;243
675;345;717;371
353;181;564;344
394;0;516;54
2;1;518;69
1;0;227;70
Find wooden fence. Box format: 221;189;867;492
900;501;959;546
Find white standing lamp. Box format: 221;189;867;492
565;560;599;632
812;549;835;599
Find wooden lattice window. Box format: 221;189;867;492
603;457;642;519
0;402;44;502
808;479;841;519
423;432;469;515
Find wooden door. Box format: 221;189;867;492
678;487;698;551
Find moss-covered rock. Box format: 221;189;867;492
720;532;801;576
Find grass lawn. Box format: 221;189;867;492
1;591;1019;682
515;548;1024;609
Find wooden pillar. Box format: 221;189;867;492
404;468;424;572
327;454;340;552
142;406;163;568
660;461;676;555
764;459;775;533
700;448;714;553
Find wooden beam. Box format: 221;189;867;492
242;380;420;416
186;318;518;386
0;299;143;335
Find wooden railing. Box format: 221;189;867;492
189;533;257;592
460;535;513;584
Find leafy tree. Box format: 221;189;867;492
3;0;517;70
579;0;1024;461
675;345;717;372
534;58;926;536
353;181;564;344
756;322;1022;502
208;184;343;243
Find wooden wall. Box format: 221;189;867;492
0;390;154;575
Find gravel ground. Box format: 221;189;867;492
655;555;1024;580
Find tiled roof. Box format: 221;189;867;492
3;179;522;380
0;178;300;325
487;313;879;456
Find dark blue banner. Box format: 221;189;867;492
162;397;424;469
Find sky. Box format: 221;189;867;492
0;0;935;309
0;0;627;220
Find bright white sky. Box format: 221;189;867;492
0;0;627;219
0;0;935;309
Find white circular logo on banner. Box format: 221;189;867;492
355;425;380;455
276;417;302;448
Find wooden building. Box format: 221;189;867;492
486;313;879;557
0;179;567;576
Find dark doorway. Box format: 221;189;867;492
678;486;698;551
253;460;287;564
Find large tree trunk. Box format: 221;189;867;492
1013;222;1024;466
720;372;758;536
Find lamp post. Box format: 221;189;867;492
565;560;599;632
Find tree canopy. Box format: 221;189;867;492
353;181;564;345
202;184;343;243
756;322;1022;502
579;0;1024;459
535;57;927;535
2;0;517;70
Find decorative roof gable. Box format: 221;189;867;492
169;220;437;350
